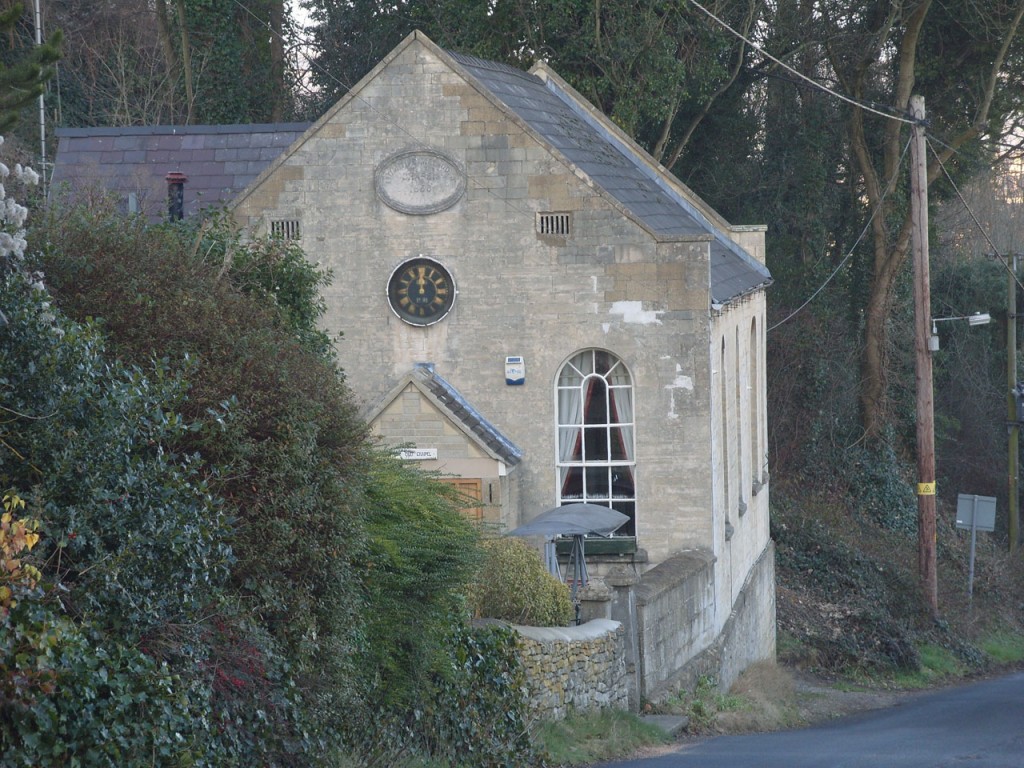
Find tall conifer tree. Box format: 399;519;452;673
0;3;61;132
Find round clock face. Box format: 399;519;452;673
387;257;457;326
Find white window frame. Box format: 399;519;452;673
555;349;636;536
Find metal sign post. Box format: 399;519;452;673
956;494;996;601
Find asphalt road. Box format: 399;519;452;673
603;671;1024;768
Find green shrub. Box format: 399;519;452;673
0;272;230;630
0;284;257;765
2;602;211;767
26;201;545;763
426;623;546;767
357;453;483;707
470;537;574;626
33;201;372;740
192;210;337;362
348;622;548;768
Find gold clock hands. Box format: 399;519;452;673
390;259;453;324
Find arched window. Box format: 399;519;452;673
735;326;745;509
556;350;636;536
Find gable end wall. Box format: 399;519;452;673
232;38;762;570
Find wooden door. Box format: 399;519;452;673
442;478;483;521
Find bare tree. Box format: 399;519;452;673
822;0;1024;438
53;0;293;127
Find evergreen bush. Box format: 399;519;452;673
25;200;541;764
0;275;258;764
34;201;372;737
426;622;547;767
470;537;574;627
356;453;482;707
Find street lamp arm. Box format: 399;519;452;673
931;312;991;327
929;313;990;353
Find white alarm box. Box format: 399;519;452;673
505;356;525;385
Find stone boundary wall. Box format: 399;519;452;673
512;619;629;720
635;542;776;704
506;543;776;719
633;550;718;703
580;541;777;709
714;541;777;692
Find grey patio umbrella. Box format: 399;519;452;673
508;503;629;600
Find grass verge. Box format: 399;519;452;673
534;709;672;766
890;643;966;688
981;630;1024;664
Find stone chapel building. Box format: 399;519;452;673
51;31;775;699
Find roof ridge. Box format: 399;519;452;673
55;122;311;138
446;50;540;82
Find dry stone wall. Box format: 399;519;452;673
513;619;629;720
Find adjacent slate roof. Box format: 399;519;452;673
366;363;523;467
50;123;310;222
48;41;770;304
410;364;523;466
447;52;772;304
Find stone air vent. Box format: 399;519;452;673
270;219;301;240
537;212;571;237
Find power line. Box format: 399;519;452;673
768;130;1023;332
692;0;1021;330
239;0;982;332
687;0;918;127
767;136;914;333
927;136;1024;293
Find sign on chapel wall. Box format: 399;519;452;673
374;149;465;215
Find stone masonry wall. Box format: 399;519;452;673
231;35;723;565
634;543;776;704
513;619;628;720
506;544;775;719
634;551;717;703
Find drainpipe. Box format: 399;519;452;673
165;171;187;221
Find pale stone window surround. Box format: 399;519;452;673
555;350;636;536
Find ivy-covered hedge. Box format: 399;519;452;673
1;274;257;765
349;622;549;768
35;202;371;745
427;623;546;767
9;199;548;765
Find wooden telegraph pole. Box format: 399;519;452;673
910;95;938;616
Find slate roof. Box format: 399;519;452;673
448;52;772;305
48;43;770;304
50;123;310;222
410;364;523;466
363;363;522;466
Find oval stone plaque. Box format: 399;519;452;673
375;149;465;215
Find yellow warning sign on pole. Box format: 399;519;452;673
917;482;936;496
